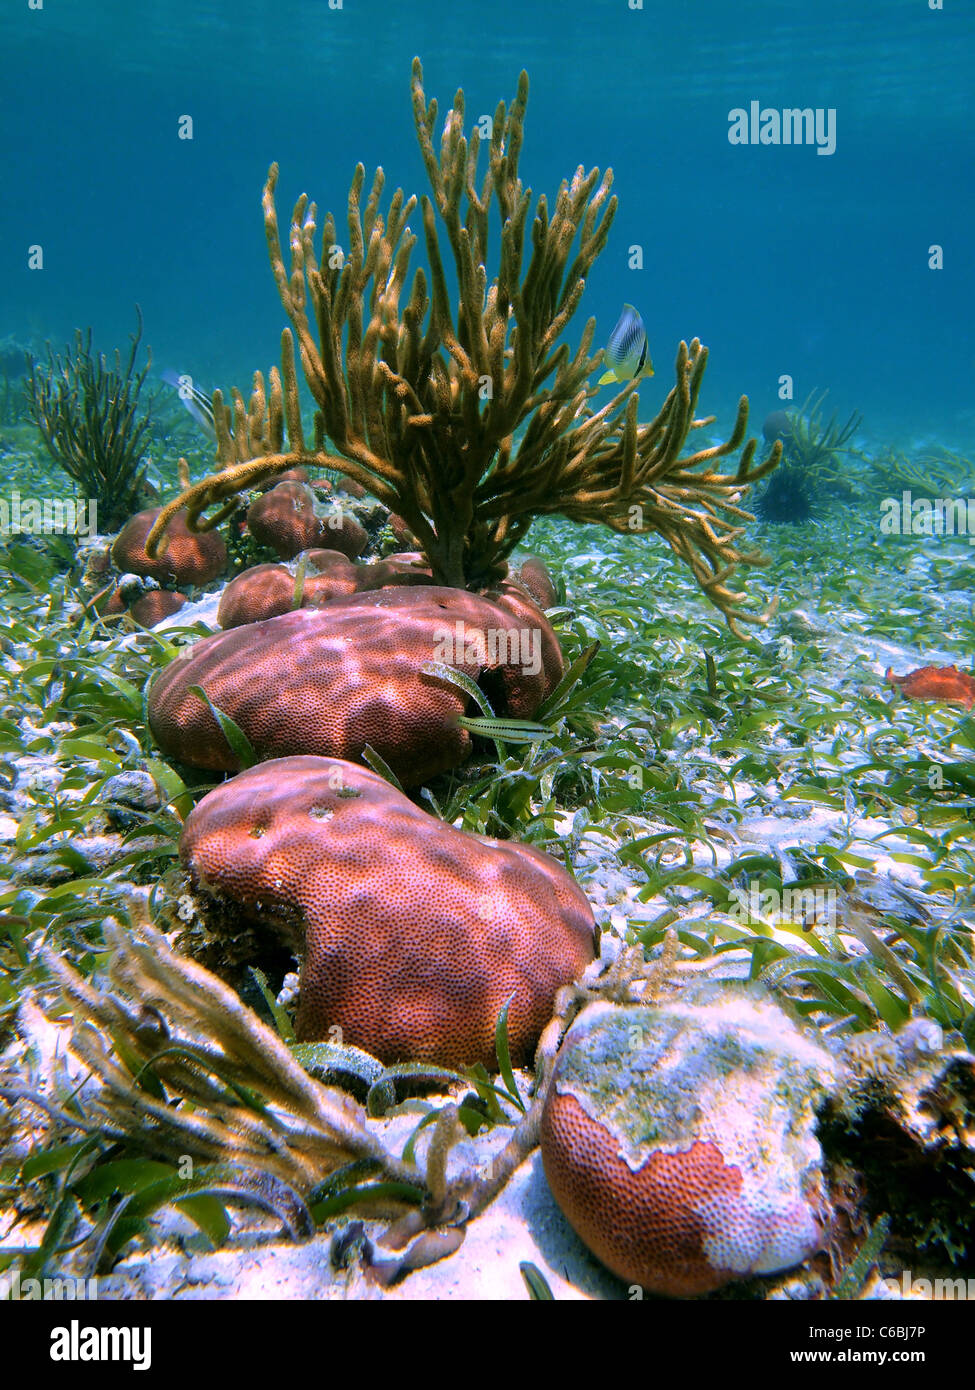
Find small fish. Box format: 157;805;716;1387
597;304;653;386
161;368;217;440
886;664;975;710
138;456;164;503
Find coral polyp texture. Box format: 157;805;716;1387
179;756;597;1066
540;984;837;1296
217;560;316;629
112;506;227;586
886;663;975;710
217;550;360;629
316;511;369;560
148;585;562;784
145;59;779;631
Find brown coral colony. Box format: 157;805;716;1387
215;549;434;629
180;757;596;1068
149;584;562;784
112;506;227;586
246;481;367;561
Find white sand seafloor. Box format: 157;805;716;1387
2;513;973;1301
93;1150;627;1302
0;989;905;1303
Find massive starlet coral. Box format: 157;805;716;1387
180;756;597;1067
148;585;563;784
540;983;837;1296
145;59;780;634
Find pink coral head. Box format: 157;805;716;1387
180;755;596;1067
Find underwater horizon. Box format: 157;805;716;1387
2;0;974;1333
3;0;974;445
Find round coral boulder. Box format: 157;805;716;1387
128;589;187;626
246;482;324;559
217;562;299;629
540;985;836;1297
148;586;563;785
180;756;596;1067
217;551;432;628
111;507;227;586
94;584;127;616
316;507;368;560
246;482;369;561
217;551;361;629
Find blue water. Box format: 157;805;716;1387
3;0;973;448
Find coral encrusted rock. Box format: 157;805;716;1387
128;589;187;626
111;507;227;585
318;509;368;560
148;585;563;785
540;983;838;1297
179;756;596;1067
216;551;361;629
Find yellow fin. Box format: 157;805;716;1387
597;369;618;386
